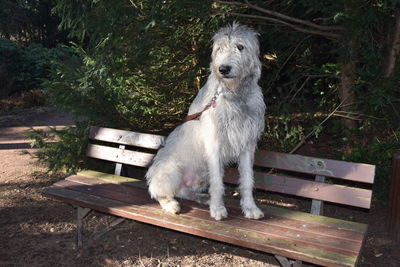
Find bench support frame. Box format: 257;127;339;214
76;206;126;248
274;175;325;267
77;207;91;247
75;147;127;248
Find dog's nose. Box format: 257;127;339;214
219;65;232;75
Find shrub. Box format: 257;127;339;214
344;131;400;205
26;121;91;173
0;38;68;98
0;89;45;112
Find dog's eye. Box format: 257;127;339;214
237;44;244;51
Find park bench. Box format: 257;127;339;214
43;126;375;267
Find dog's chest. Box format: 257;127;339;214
212;95;261;159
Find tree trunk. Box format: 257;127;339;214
338;60;357;131
384;8;400;77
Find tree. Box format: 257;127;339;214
47;0;226;130
214;0;399;133
384;6;400;77
30;1;399;207
0;0;67;47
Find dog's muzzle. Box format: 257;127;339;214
219;65;231;75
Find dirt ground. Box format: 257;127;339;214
0;108;399;267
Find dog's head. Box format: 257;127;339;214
211;22;261;90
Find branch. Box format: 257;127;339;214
288;98;347;154
215;0;343;32
384;8;400;77
219;11;341;39
274;37;309;83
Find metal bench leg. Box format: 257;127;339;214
77;207;91;247
76;206;125;248
275;255;302;267
87;217;125;246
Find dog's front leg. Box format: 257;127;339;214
206;148;228;220
239;150;264;219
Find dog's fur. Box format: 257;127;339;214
146;23;265;220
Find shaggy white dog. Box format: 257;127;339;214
146;23;265;220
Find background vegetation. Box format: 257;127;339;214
1;0;399;204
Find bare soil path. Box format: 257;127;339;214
0;108;399;267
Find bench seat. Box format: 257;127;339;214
44;170;367;267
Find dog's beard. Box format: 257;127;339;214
221;77;240;91
214;71;240;91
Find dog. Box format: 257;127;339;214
146;23;265;220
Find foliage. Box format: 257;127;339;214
26;121;91;173
27;0;399;204
0;89;45;113
344;130;400;205
45;0;224;130
0;38;69;98
0;0;67;46
29;0;222;172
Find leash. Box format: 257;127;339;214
182;92;220;123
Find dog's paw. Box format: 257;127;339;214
242;205;264;220
210;205;228;220
159;198;180;214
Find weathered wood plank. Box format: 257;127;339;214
43;186;359;266
183;206;362;256
81;166;373;210
78;170;147;188
89;126;165;149
76;170;368;233
89;127;375;185
224;168;372;209
255;150;375;183
57;177;365;254
86;144;155;167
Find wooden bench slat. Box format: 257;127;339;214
77;170;148;188
58;176;365;254
78;159;372;210
185;208;361;256
255;150;375;183
225;168;372;209
67;174;365;240
86;144;155;167
89;127;375;184
76;170;368;233
89;126;165;149
43;185;360;267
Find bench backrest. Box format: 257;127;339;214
87;126;375;211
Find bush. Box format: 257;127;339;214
0;89;45;112
0;38;68;98
29;1;399;207
344;131;400;205
26;121;91;173
30;0;224;173
43;1;224;130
